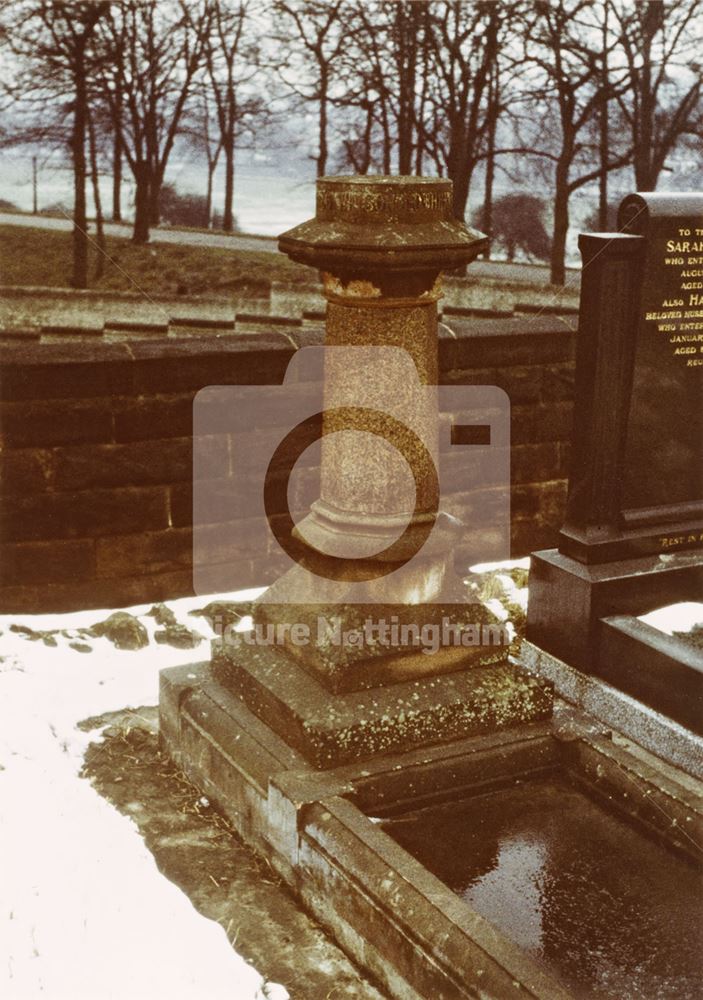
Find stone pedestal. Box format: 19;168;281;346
165;175;552;775
277;175;483;590
251;175;520;700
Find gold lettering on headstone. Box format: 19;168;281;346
660;531;703;546
659;531;703;549
655;225;703;364
660;534;686;548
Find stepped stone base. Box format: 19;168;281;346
160;658;700;1000
209;644;552;768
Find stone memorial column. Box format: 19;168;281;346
278;175;487;585
164;174;552;775
256;175;511;691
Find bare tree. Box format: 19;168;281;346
334;3;392;173
0;0;108;287
335;93;378;174
421;1;514;220
478;2;506;254
87;105;106;279
272;0;348;177
97;0;211;244
338;0;431;175
181;85;223;228
611;0;702;191
524;0;633;284
336;0;521;199
204;0;267;231
107;27;125;222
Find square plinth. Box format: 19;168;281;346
210;643;552;769
252;600;508;694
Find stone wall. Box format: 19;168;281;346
0;278;579;343
0;316;575;612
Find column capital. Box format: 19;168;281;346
278;175;487;294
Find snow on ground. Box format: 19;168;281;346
468;557;531;641
639;602;703;636
0;560;532;999
0;588;289;1000
469;557;531;576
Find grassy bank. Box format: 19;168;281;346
0;225;314;297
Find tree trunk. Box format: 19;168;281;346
414;5;429;176
71;46;89;289
148;170;161;226
32;156;38;215
398;120;413;173
223;141;235;231
634;86;655;190
361;104;373;174
132;160;151;243
88;110;106;280
414;137;423;176
449;148;472;222
598;0;609;229
446;116;473;222
318;87;328;177
396;8;415;175
112;83;123;222
379;93;392;174
550;160;570;285
206;160;214;228
112;132;122;222
482;153;494;259
634;1;658;191
481;68;498;259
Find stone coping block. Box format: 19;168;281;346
521;640;703;780
160;661;701;1000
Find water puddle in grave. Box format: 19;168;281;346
381;774;703;999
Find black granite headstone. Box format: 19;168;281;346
527;192;703;702
619;193;703;521
559;192;703;563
